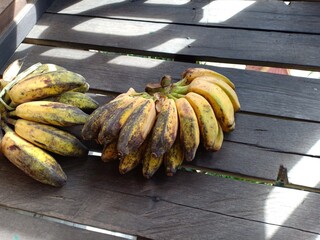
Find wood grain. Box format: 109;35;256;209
25;12;320;70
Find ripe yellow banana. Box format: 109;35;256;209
43;91;99;113
163;136;184;176
11;101;89;126
12;119;88;157
1;127;67;187
187;79;235;132
181;67;235;89
97;96;143;145
213;123;224;151
101;141;119;162
117;97;156;157
81;90;136;141
192;76;240;112
142;141;163;179
150;98;178;158
119;140;147;174
9;70;87;105
185;92;219;151
175;97;200;162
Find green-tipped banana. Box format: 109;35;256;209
23;63;67;79
1;126;67;187
9;70;87;105
11;101;89;126
43;91;99;112
12;119;88;157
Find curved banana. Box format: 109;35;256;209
213;123;224;151
1;128;67;187
119;140;147;174
187;79;235;133
97;96;144;145
117;97;156;157
181;67;235;89
12;119;88;157
142;141;163;179
175;97;200;162
101;141;119;162
11;101;89;126
163;136;184;176
81;90;136;141
43;91;99;113
185;92;219;151
150;98;178;158
192;76;240;112
24;63;67;79
9;70;87;105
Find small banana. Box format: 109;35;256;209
142;140;163;179
23;63;67;79
97;96;142;145
150;98;178;158
192;76;240;112
1;127;67;187
11;101;89;126
43;91;99;112
117;97;156;157
213;123;224;151
81;90;136;141
12;119;88;157
9;70;87;105
164;136;184;176
185;92;219;151
175;97;200;162
187;79;235;132
181;67;235;89
101;141;119;162
119;140;147;174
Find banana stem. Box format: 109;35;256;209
1;121;13;133
171;85;188;95
170;92;185;99
173;77;188;87
6;118;17;126
8;110;16;117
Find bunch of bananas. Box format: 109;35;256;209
82;67;240;179
0;60;99;187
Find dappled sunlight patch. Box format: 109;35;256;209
149;38;196;53
41;48;95;60
108;55;165;69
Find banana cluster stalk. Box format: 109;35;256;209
0;60;97;187
81;67;240;179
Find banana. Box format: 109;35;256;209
11;101;89;126
23;63;67;79
142;140;163;179
213;123;224;151
175;97;200;162
187;79;235;132
97;96;142;145
43;91;99;112
1;127;67;187
185;92;219;151
181;67;235;89
119;140;147;174
192;76;240;112
117;97;156;157
164;136;184;176
101;141;119;162
81;90;136;141
9;70;87;105
150;97;178;158
12;119;88;157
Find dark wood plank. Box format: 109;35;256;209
3;44;320;188
0;207;125;240
24;13;320;70
6;44;320;122
47;0;320;34
0;0;55;70
0;155;319;240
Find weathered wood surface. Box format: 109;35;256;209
4;44;320;189
0;207;124;240
0;154;319;240
47;0;320;34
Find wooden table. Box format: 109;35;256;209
0;1;320;239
